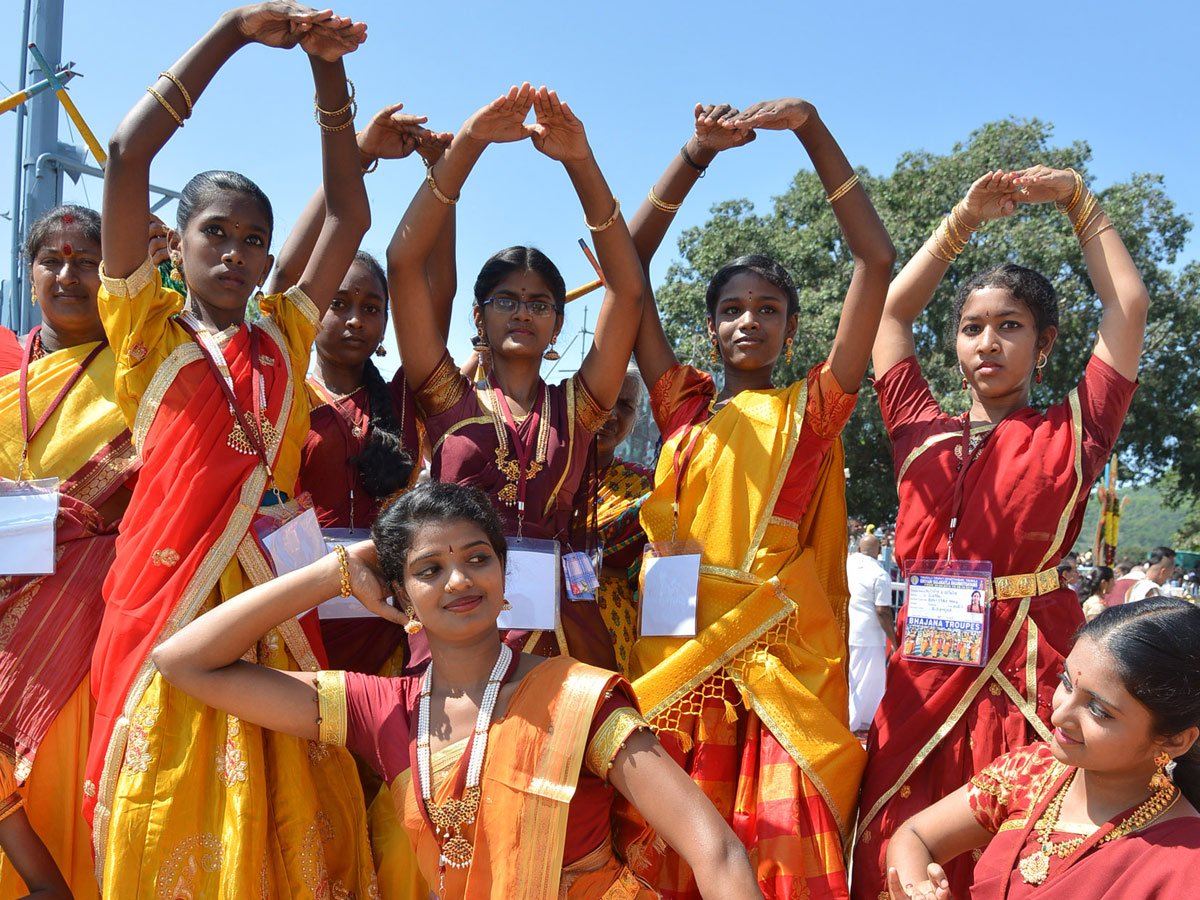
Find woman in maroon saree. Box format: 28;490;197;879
884;598;1200;900
386;83;645;669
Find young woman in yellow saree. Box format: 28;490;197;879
0;205;141;900
622;98;896;899
83;5;377;897
152;481;766;900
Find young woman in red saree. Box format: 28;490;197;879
151;480;766;900
387;83;646;669
884;598;1200;900
84;5;377;895
0;206;142;899
623;98;895;900
854;167;1149;900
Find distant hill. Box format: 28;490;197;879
1073;481;1190;564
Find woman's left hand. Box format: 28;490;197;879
726;97;816;132
357;103;453;162
886;865;953;900
298;12;367;61
530;86;591;163
1009;165;1078;206
344;541;406;623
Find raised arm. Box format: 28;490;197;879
527;87;645;407
387;84;537;386
610;730;764;900
102;3;358;280
884;782;992;899
1010;166;1150;381
152;544;400;740
871;171;1020;377
730;99;896;391
628;104;756;390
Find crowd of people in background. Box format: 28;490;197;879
0;4;1197;900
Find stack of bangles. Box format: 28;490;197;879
925;201;982;264
647;187;683;214
1058;169;1113;248
314;78;357;134
146;71;193;128
826;173;860;204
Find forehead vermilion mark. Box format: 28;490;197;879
61;213;74;225
61;243;73;257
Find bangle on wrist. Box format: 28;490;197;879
425;163;458;205
825;173;860;204
679;143;707;177
333;544;353;598
362;157;379;174
585;197;621;233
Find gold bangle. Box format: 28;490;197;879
924;239;956;264
314;78;356;118
317;112;355;133
1080;221;1115;248
333;544;353;597
585;197;621;233
157;71;193;118
931;222;962;261
951;202;983;233
1076;206;1106;240
425;165;458;205
1071;193;1098;236
826;173;860;204
939;217;966;256
1056;169;1084;213
146;87;184;128
647;187;683;213
362;157;379;174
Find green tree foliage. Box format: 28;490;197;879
653;119;1198;522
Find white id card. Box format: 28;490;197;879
497;537;560;631
639;540;702;637
261;508;326;577
317;528;377;619
0;477;60;575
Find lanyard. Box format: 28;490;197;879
176;316;275;476
945;415;992;560
491;377;545;536
16;325;108;481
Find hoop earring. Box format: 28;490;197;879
543;336;560;361
1150;750;1173;791
1035;352;1048;385
403;606;423;635
375;344;387;358
785;336;794;364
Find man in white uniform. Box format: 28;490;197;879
846;533;895;736
1127;546;1175;603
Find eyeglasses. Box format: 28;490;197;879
482;296;557;318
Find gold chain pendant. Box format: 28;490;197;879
1018;848;1050;885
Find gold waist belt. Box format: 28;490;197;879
992;567;1061;601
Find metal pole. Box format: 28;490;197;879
27;44;105;165
5;0;33;332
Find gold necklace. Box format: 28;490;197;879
481;380;551;507
1018;769;1179;885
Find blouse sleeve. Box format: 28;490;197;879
649;364;715;440
873;355;943;437
804;362;858;441
967;742;1058;833
257;286;320;378
569;372;610;436
413;351;470;420
0;757;21;823
317;670;414;783
1075;354;1138;475
97;257;188;426
583;680;651;781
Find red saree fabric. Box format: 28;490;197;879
965;742;1200;899
0;328;20;376
414;353;616;668
851;355;1138;900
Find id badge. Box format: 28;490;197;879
562;550;600;601
498;537;560;631
317;528;376;619
638;540;702;637
0;477;60;575
901;559;992;667
259;507;326;578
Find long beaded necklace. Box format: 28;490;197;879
481;376;551;509
415;643;516;890
1017;767;1179;885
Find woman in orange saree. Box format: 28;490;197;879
854;167;1149;900
0;206;140;900
622;98;896;900
83;7;378;897
151;481;766;900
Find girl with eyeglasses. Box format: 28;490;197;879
386;83;645;669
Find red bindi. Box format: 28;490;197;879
61;243;73;256
61;213;74;225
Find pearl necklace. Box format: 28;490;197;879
417;643;513;871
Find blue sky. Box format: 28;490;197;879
3;0;1196;377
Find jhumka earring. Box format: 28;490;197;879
1036;352;1048;384
30;285;37;306
785;336;795;363
961;368;969;391
709;339;719;364
501;598;513;611
543;336;560;361
375;344;388;358
403;607;423;635
1150;750;1173;791
169;259;182;284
